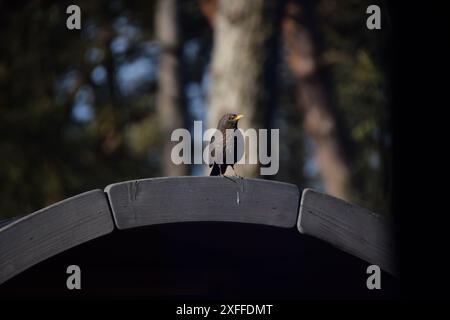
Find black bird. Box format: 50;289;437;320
209;113;244;176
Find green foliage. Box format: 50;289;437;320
317;0;392;214
0;1;160;217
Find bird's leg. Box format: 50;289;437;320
224;166;245;203
221;165;240;184
230;165;243;179
223;175;238;184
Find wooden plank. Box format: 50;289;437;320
297;189;396;275
0;217;20;229
105;177;299;229
0;190;114;285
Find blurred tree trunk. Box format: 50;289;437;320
282;0;353;199
198;0;218;26
206;0;282;177
155;0;189;176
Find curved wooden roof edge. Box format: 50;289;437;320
0;176;395;285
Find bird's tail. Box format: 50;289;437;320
210;164;221;176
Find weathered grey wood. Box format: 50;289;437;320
298;189;396;275
0;217;20;229
0;190;114;284
105;177;299;229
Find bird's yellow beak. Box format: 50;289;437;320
234;114;244;121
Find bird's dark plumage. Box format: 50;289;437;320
209;113;244;176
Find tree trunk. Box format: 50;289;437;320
282;0;352;199
207;0;280;177
155;0;189;176
198;0;218;27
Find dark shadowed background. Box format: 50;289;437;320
0;0;393;219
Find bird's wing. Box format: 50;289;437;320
207;132;224;166
224;129;244;164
